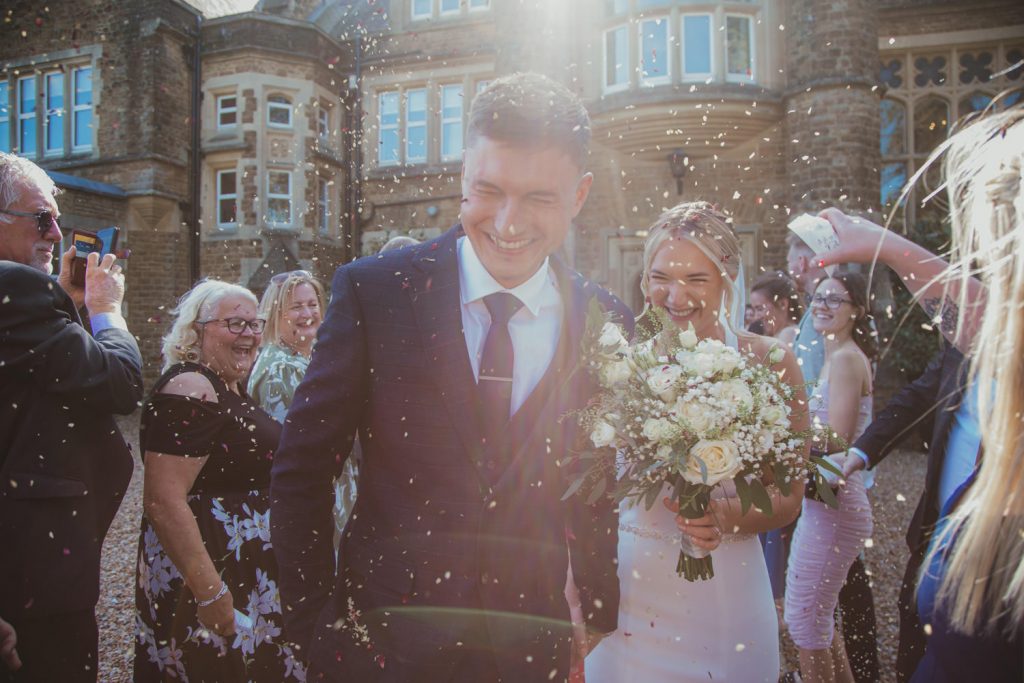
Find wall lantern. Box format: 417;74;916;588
667;148;688;196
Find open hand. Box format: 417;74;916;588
816;208;891;268
84;252;125;317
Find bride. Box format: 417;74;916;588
585;201;810;682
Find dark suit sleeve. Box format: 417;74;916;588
853;347;946;468
566;293;634;635
270;264;367;652
0;265;142;414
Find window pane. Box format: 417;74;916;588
406;89;426;163
412;0;431;17
682;15;712;76
219;198;237;225
441;0;459;12
73;109;92;148
913;96;949;155
46;73;64;154
0;82;8;153
605;27;628;87
379;91;399;165
640;19;668;82
879;98;906;157
269;172;289;195
958;91;992;118
220;171;236;196
726;16;753;79
73;68;93;149
268;199;290;224
19;77;36;155
74;69;92;106
441;84;463;160
469;0;488;7
606;0;628;15
881;162;908;207
269;104;291;126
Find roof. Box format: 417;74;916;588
47;171;128;199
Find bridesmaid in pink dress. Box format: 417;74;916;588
784;271;876;683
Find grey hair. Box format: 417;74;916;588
0;152;58;223
161;279;256;372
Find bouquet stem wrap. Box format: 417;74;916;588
675;486;714;581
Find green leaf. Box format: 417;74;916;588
561;476;587;502
748;479;774;515
733;474;753;516
772;461;792;497
585;474;608;505
815;475;840;509
812;455;843;478
643;483;663;511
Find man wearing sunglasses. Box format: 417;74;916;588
0;152;142;682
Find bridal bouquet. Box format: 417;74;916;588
564;303;816;581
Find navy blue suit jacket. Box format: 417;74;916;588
0;261;141;620
271;226;631;681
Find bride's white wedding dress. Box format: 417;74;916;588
585;333;780;683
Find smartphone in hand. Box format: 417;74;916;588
69;227;120;287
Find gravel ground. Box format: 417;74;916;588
96;415;927;683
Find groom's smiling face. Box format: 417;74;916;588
460;135;592;289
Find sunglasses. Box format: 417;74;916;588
270;269;314;284
0;208;59;236
198;317;267;335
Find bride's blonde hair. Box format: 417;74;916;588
924;101;1024;637
639;201;743;332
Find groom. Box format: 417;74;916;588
270;73;631;682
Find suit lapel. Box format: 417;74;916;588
407;227;488;481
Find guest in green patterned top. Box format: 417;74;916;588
248;270;358;543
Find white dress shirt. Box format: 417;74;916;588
457;236;563;416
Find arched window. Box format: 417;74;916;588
880;98;907;208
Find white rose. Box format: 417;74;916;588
712;348;742;375
645;364;683;402
760;404;788;428
711;379;754;413
679;350;717;378
598;359;632;387
631;338;658;368
768;344;786;365
673;397;717;435
590;420;617;448
655;443;675;462
678;324;698;349
642;417;676;443
598;322;628;353
682;439;743;485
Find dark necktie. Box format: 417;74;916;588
478;292;524;440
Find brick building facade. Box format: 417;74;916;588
2;0;1022;383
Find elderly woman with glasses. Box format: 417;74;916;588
247;270;358;546
133;279;304;682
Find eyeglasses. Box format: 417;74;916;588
811;294;854;310
198;317;267;334
0;208;59;236
271;269;313;284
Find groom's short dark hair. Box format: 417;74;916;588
467;72;591;170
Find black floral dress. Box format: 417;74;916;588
133;362;305;682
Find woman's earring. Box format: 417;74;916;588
185;346;200;363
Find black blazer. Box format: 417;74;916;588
853;344;969;555
271;226;631;681
0;261;142;620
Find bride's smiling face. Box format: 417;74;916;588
647;237;727;338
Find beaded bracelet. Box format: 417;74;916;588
196;581;228;608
